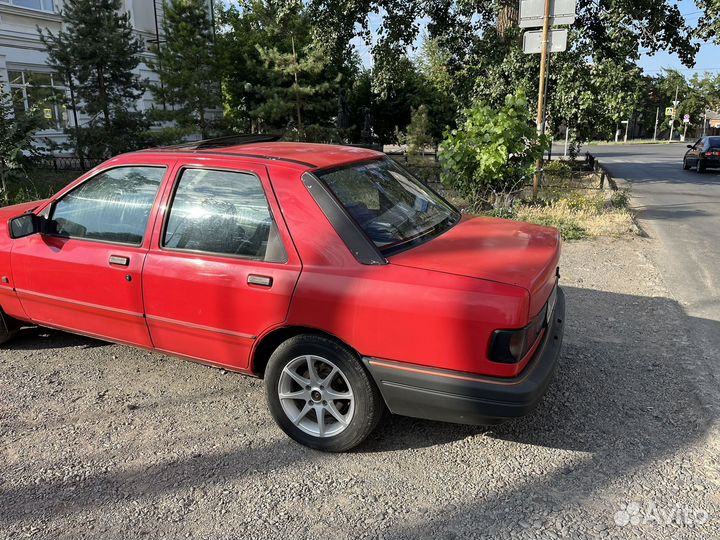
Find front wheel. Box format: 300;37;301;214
696;159;706;173
264;334;385;452
683;158;691;170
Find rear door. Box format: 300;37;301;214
11;162;170;346
142;159;302;370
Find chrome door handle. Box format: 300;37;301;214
109;255;130;267
247;274;273;287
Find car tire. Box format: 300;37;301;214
683;158;691;170
264;334;385;452
0;308;21;345
696;159;705;173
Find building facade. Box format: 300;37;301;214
0;0;206;148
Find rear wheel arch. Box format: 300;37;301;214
251;326;359;377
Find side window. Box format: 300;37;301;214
50;166;165;245
163;168;288;263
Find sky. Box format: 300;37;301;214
350;1;720;77
638;0;720;77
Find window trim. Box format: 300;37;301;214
0;0;56;14
45;165;168;248
7;68;67;131
159;165;289;264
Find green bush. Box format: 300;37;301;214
609;189;630;209
544;160;572;177
439;90;549;205
525;215;587;240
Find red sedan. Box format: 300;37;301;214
0;139;565;451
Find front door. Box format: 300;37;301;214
11;164;169;347
142;161;302;371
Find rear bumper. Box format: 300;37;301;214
363;287;565;425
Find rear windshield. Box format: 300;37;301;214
317;158;460;255
708;137;720;147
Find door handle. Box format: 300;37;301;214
109;255;130;267
247;274;273;287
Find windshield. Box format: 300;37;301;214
317;158;460;254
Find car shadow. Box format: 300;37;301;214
0;285;716;535
7;326;108;350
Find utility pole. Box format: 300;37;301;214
668;84;679;142
564;124;570;157
703;110;708;137
532;0;551;197
152;0;167;110
291;35;304;139
653;107;659;141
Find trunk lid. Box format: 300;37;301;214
388;215;560;317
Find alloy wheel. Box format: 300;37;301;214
277;354;355;438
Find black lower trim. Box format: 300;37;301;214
364;287;566;425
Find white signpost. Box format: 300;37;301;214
521;0;577;195
523;28;568;54
519;0;577;28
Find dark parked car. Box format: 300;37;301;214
683;136;720;173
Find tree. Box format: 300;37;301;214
148;0;220;139
255;36;336;138
0;86;44;204
39;0;146;157
308;0;700;78
416;36;459;144
439;90;549;208
406;105;433;155
217;1;357;136
696;0;720;43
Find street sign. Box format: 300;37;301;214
683;114;690;124
523;28;568;54
665;107;674;116
519;0;577;28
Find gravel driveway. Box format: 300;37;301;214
1;237;719;539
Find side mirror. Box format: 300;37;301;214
9;213;42;239
687;144;693;148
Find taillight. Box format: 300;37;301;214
707;151;720;157
489;306;547;364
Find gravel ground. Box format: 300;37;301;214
1;236;719;539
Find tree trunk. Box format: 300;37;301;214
97;65;110;127
497;0;519;38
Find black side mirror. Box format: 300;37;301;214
687;144;693;148
9;213;42;239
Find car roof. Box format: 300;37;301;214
136;141;384;171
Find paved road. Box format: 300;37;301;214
584;142;720;392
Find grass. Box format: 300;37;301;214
399;156;638;241
512;191;638;240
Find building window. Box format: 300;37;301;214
8;70;67;131
0;0;55;12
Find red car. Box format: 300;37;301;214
0;139;564;451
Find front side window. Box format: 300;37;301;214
163;168;287;262
317;158;460;255
50;167;165;245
